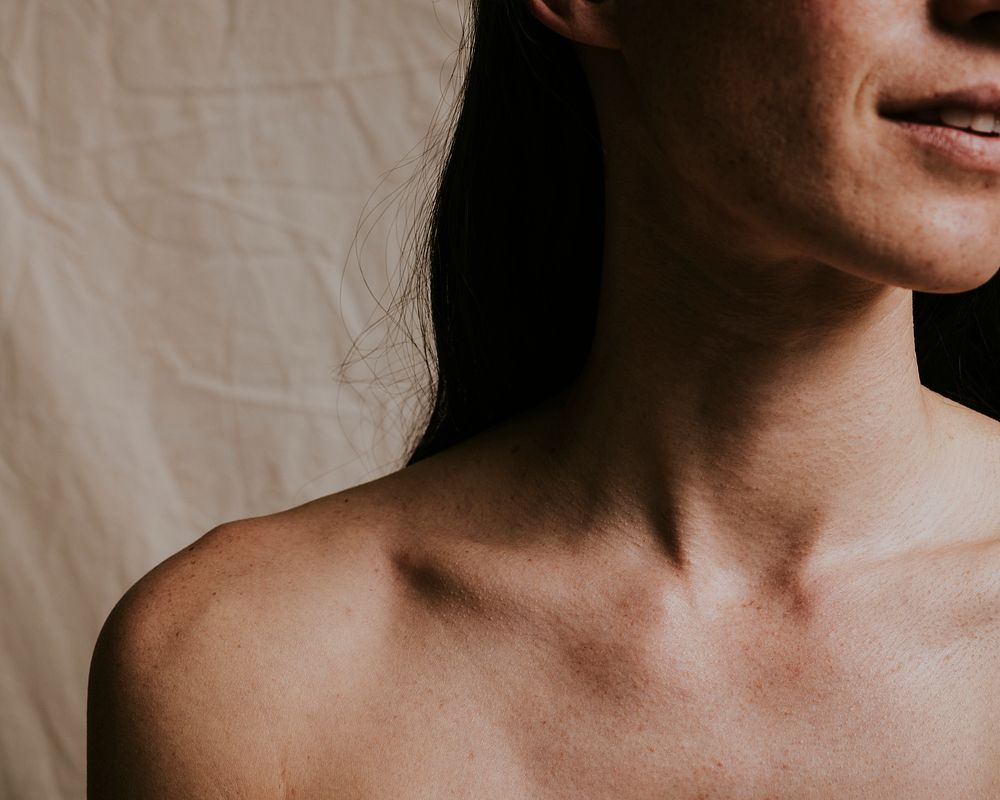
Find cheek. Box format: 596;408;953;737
628;1;852;178
626;2;886;245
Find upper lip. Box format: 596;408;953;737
878;83;1000;118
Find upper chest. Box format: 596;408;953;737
292;547;1000;799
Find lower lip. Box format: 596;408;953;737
884;118;1000;174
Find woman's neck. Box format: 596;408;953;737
540;238;985;603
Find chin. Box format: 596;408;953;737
921;269;999;295
806;203;1000;295
877;257;998;294
801;235;998;295
886;207;1000;294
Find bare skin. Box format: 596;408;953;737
87;390;1000;798
125;395;1000;799
88;0;1000;796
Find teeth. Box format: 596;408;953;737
938;107;1000;135
972;111;996;133
971;111;999;134
940;108;973;128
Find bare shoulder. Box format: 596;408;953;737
87;475;413;799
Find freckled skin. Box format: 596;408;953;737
609;0;1000;292
299;1;1000;795
100;2;1000;798
503;0;1000;612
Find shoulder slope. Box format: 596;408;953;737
87;498;400;798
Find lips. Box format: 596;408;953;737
878;83;1000;119
878;84;1000;147
879;105;1000;174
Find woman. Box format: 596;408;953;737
89;0;1000;797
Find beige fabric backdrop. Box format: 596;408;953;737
0;1;463;796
